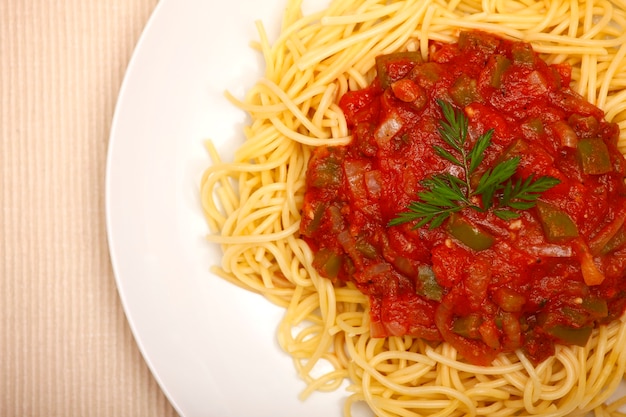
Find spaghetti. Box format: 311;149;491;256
200;0;626;415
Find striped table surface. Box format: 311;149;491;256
1;1;178;416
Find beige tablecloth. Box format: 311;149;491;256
1;1;178;415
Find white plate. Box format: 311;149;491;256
106;1;626;416
105;0;350;416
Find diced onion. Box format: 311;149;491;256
579;249;605;286
337;230;361;267
365;170;383;198
384;319;407;337
526;244;573;258
355;262;393;284
343;160;367;197
337;229;355;247
374;111;403;145
553;120;578;148
573;239;605;286
527;70;549;94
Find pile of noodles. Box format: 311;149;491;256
200;0;626;415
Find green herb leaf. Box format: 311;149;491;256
475;157;520;197
389;101;560;229
437;99;468;153
500;174;561;210
468;129;493;175
434;145;462;166
494;209;522;220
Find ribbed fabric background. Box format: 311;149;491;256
1;1;178;416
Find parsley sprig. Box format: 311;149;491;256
389;100;560;229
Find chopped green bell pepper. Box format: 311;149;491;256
493;287;526;312
560;306;587;324
417;265;443;301
355;239;377;259
521;119;544;137
450;74;480;107
545;325;592;347
576;138;612;175
511;42;535;65
490;55;511;88
453;313;483;339
375;51;423;89
447;214;495;251
301;202;327;237
581;297;608;318
409;62;442;86
458;31;500;54
535;201;579;243
311;158;342;187
601;226;626;254
312;248;342;279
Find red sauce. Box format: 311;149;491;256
300;31;626;365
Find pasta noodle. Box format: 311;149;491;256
200;0;626;415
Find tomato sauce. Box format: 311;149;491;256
300;31;626;365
